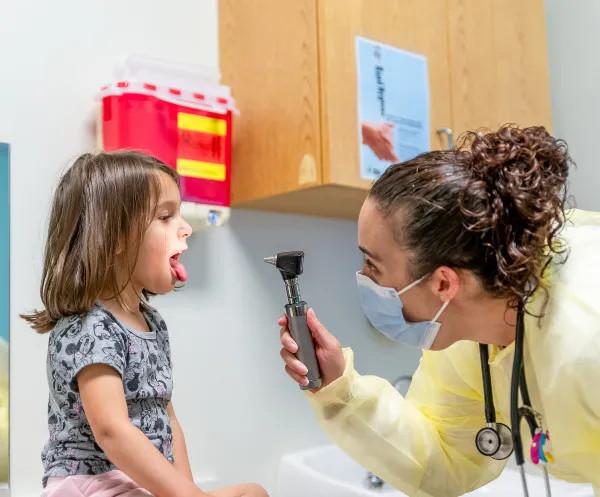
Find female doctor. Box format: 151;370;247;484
278;125;600;497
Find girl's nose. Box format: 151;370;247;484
180;218;193;239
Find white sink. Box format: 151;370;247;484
463;467;593;497
276;445;594;497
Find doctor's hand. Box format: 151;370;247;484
279;308;345;391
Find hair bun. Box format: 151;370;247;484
460;124;572;302
470;125;568;194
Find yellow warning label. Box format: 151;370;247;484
176;158;226;182
177;113;227;136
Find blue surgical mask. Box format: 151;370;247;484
356;271;450;350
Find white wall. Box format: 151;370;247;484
0;1;419;495
545;0;600;210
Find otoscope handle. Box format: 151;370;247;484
285;302;322;390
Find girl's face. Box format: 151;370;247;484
131;172;192;294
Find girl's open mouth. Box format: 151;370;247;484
169;252;188;282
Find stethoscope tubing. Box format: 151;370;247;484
479;302;552;497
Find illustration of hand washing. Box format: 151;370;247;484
361;122;399;163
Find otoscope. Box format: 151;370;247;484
264;251;322;390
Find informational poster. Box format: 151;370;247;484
356;36;430;181
0;143;8;488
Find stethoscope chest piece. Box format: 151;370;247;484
475;423;514;459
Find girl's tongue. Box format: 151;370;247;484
169;255;188;282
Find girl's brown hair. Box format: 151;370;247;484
369;125;572;310
22;151;179;333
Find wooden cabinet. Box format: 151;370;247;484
219;0;552;219
447;0;552;139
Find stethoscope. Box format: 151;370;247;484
475;302;553;497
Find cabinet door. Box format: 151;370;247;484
318;0;453;189
448;0;552;140
220;0;322;205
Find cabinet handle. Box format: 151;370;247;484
437;127;454;149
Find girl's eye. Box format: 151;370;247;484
159;214;173;221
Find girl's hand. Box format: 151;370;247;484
278;308;345;390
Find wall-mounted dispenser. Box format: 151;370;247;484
98;55;237;230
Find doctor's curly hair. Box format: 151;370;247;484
369;124;572;312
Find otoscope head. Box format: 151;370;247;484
263;251;304;281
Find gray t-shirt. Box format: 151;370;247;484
42;303;174;487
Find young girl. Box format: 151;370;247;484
23;152;268;497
